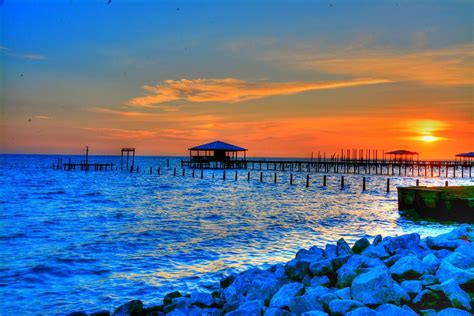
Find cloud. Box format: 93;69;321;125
34;115;50;119
266;43;473;86
90;107;164;117
83;127;159;139
128;77;390;107
0;45;46;60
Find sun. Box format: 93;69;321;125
419;135;439;142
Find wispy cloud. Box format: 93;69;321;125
34;115;50;120
128;77;390;107
1;45;47;60
89;107;164;117
265;43;473;86
82;127;159;139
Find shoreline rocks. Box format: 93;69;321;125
71;225;474;316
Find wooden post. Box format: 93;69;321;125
323;175;327;187
136;166;139;173
223;170;226;181
306;174;309;188
362;177;366;191
192;169;195;178
247;171;250;181
130;165;133;173
341;176;344;189
150;167;152;174
274;173;277;184
173;168;176;176
201;168;204;179
416;179;419;186
182;168;185;176
158;167;161;175
167;159;170;168
445;180;448;187
386;178;390;193
235;171;238;181
260;172;263;182
290;173;293;185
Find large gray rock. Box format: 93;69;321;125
337;255;383;288
437;261;474;284
226;299;264;316
334;287;351;300
318;293;338;310
361;244;390;259
426;225;473;250
301;311;329;316
439;279;472;310
113;300;143;316
390;255;424;279
351;265;398;305
296;246;325;262
422;253;441;274
382;233;421;255
288;295;324;315
189;292;213;307
400;280;422;294
222;268;274;303
246;274;281;304
444;245;474;269
309;259;332;276
328;299;364;315
337;238;354;256
309;275;330;287
325;244;337;259
437;308;471;316
376;303;418;316
352;238;370;254
264;308;292;316
345;307;378;316
285;259;310;281
269;282;304;308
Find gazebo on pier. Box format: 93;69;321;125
184;141;248;169
455;152;474;162
385;150;419;162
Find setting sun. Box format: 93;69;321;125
420;135;439;142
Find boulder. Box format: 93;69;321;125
334;287;351;300
419;309;437;316
437;261;474;284
285;259;310;281
264;308;292;316
351;265;398;305
288;295;324;315
328;299;364;315
318;293;338;310
352;238;371;254
439;279;472;310
390;255;424;279
164;291;182;305
229;299;264;316
325;244;337;259
437;308;471;316
296;246;325;262
400;280;422;294
337;238;354;256
362;244;390;259
269;282;304;309
309;275;330;287
382;233;421;255
113;300;143;316
309;259;332;276
422;253;440;274
189;292;213;308
444;245;474;269
376;303;417;316
246;274;281;304
337;255;383;288
301;311;329;316
412;289;449;310
345;307;378;316
420;274;438;286
305;285;331;298
220;275;236;289
330;255;351;271
426;225;473;250
373;235;383;246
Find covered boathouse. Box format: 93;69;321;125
183;141;248;169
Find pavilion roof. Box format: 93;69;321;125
189;141;247;151
455;152;474;158
386;150;419;155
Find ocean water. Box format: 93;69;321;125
0;154;472;315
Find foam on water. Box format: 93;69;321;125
0;154;472;314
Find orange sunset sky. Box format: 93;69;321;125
1;1;473;159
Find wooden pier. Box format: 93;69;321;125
181;158;473;178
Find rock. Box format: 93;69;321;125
337;255;383;288
334;287;351;300
190;292;214;307
288;295;324;315
164;291;182;305
400;280;422;294
437;307;472;316
376;303;417;316
309;259;332;276
67;313;86;316
351;265;398;305
220;274;236;289
301;311;329;316
325;244;337;259
392;282;410;304
412;289;449;309
269;282;304;308
328;299;364;315
439;279;472;310
373;235;383;246
352;238;371;254
285;259;310;281
296;246;325;262
318;293;338;310
422;253;441;274
227;299;264;316
113;300;143;316
437;261;474;284
337;238;354;256
309;275;330;287
305;285;331;298
419;309;437;316
264;308;292;316
246;274;281;304
426;225;473;250
436;248;452;259
390;255;424;279
382;233;421;255
362;244;390;259
420;274;438;286
330;255;351;271
444;245;474;269
90;311;110;316
384;254;402;267
345;307;378;316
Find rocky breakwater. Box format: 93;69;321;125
72;225;474;316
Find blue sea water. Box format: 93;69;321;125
0;154;472;315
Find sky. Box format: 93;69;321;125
0;0;473;159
